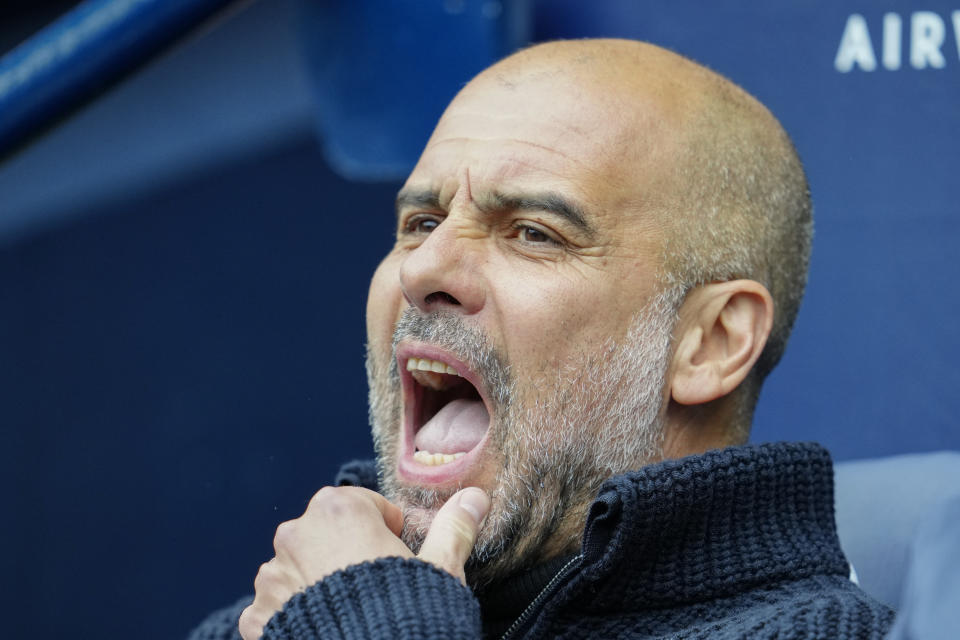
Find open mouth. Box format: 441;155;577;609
398;347;492;478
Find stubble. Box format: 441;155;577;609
366;288;681;588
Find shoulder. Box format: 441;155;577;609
714;576;895;640
536;576;894;640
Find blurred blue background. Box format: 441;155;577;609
1;0;957;637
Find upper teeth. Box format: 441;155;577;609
406;358;460;376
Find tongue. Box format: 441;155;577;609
414;398;489;454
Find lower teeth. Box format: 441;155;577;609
414;450;467;466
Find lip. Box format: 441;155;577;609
395;341;494;486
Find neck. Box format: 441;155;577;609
661;398;741;457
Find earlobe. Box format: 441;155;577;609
670;281;773;406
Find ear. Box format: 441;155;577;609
670;280;774;406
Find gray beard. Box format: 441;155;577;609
366;288;681;588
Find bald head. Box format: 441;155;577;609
454;39;813;433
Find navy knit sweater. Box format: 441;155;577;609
189;442;894;639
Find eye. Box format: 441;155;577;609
517;224;561;246
402;214;441;235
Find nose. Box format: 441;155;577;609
399;220;486;315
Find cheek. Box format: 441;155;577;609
492;266;648;376
366;256;404;349
495;279;608;366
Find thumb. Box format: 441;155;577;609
417;487;490;584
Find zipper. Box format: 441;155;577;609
498;553;583;640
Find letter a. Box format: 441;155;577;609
835;14;877;72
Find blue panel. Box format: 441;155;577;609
0;139;396;638
296;0;532;179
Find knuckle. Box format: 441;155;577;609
252;561;274;591
273;520;298;549
443;514;477;546
308;486;338;507
419;514;477;574
238;606;261;640
309;486;357;518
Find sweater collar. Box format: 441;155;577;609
335;442;850;614
564;441;850;611
476;554;576;638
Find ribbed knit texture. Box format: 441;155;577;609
522;441;895;639
188;442;895;639
478;554;576;637
264;557;480;639
580;441;850;607
187;597;250;640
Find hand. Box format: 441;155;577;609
238;486;490;640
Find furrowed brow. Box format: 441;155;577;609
395;189;442;219
487;191;595;238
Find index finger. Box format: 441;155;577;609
345;486;406;537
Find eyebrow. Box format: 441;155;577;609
484;191;595;237
395;189;441;217
395;188;595;238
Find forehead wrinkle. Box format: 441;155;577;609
425;136;585;167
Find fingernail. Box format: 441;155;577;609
457;487;490;526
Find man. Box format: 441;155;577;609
192;39;894;639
